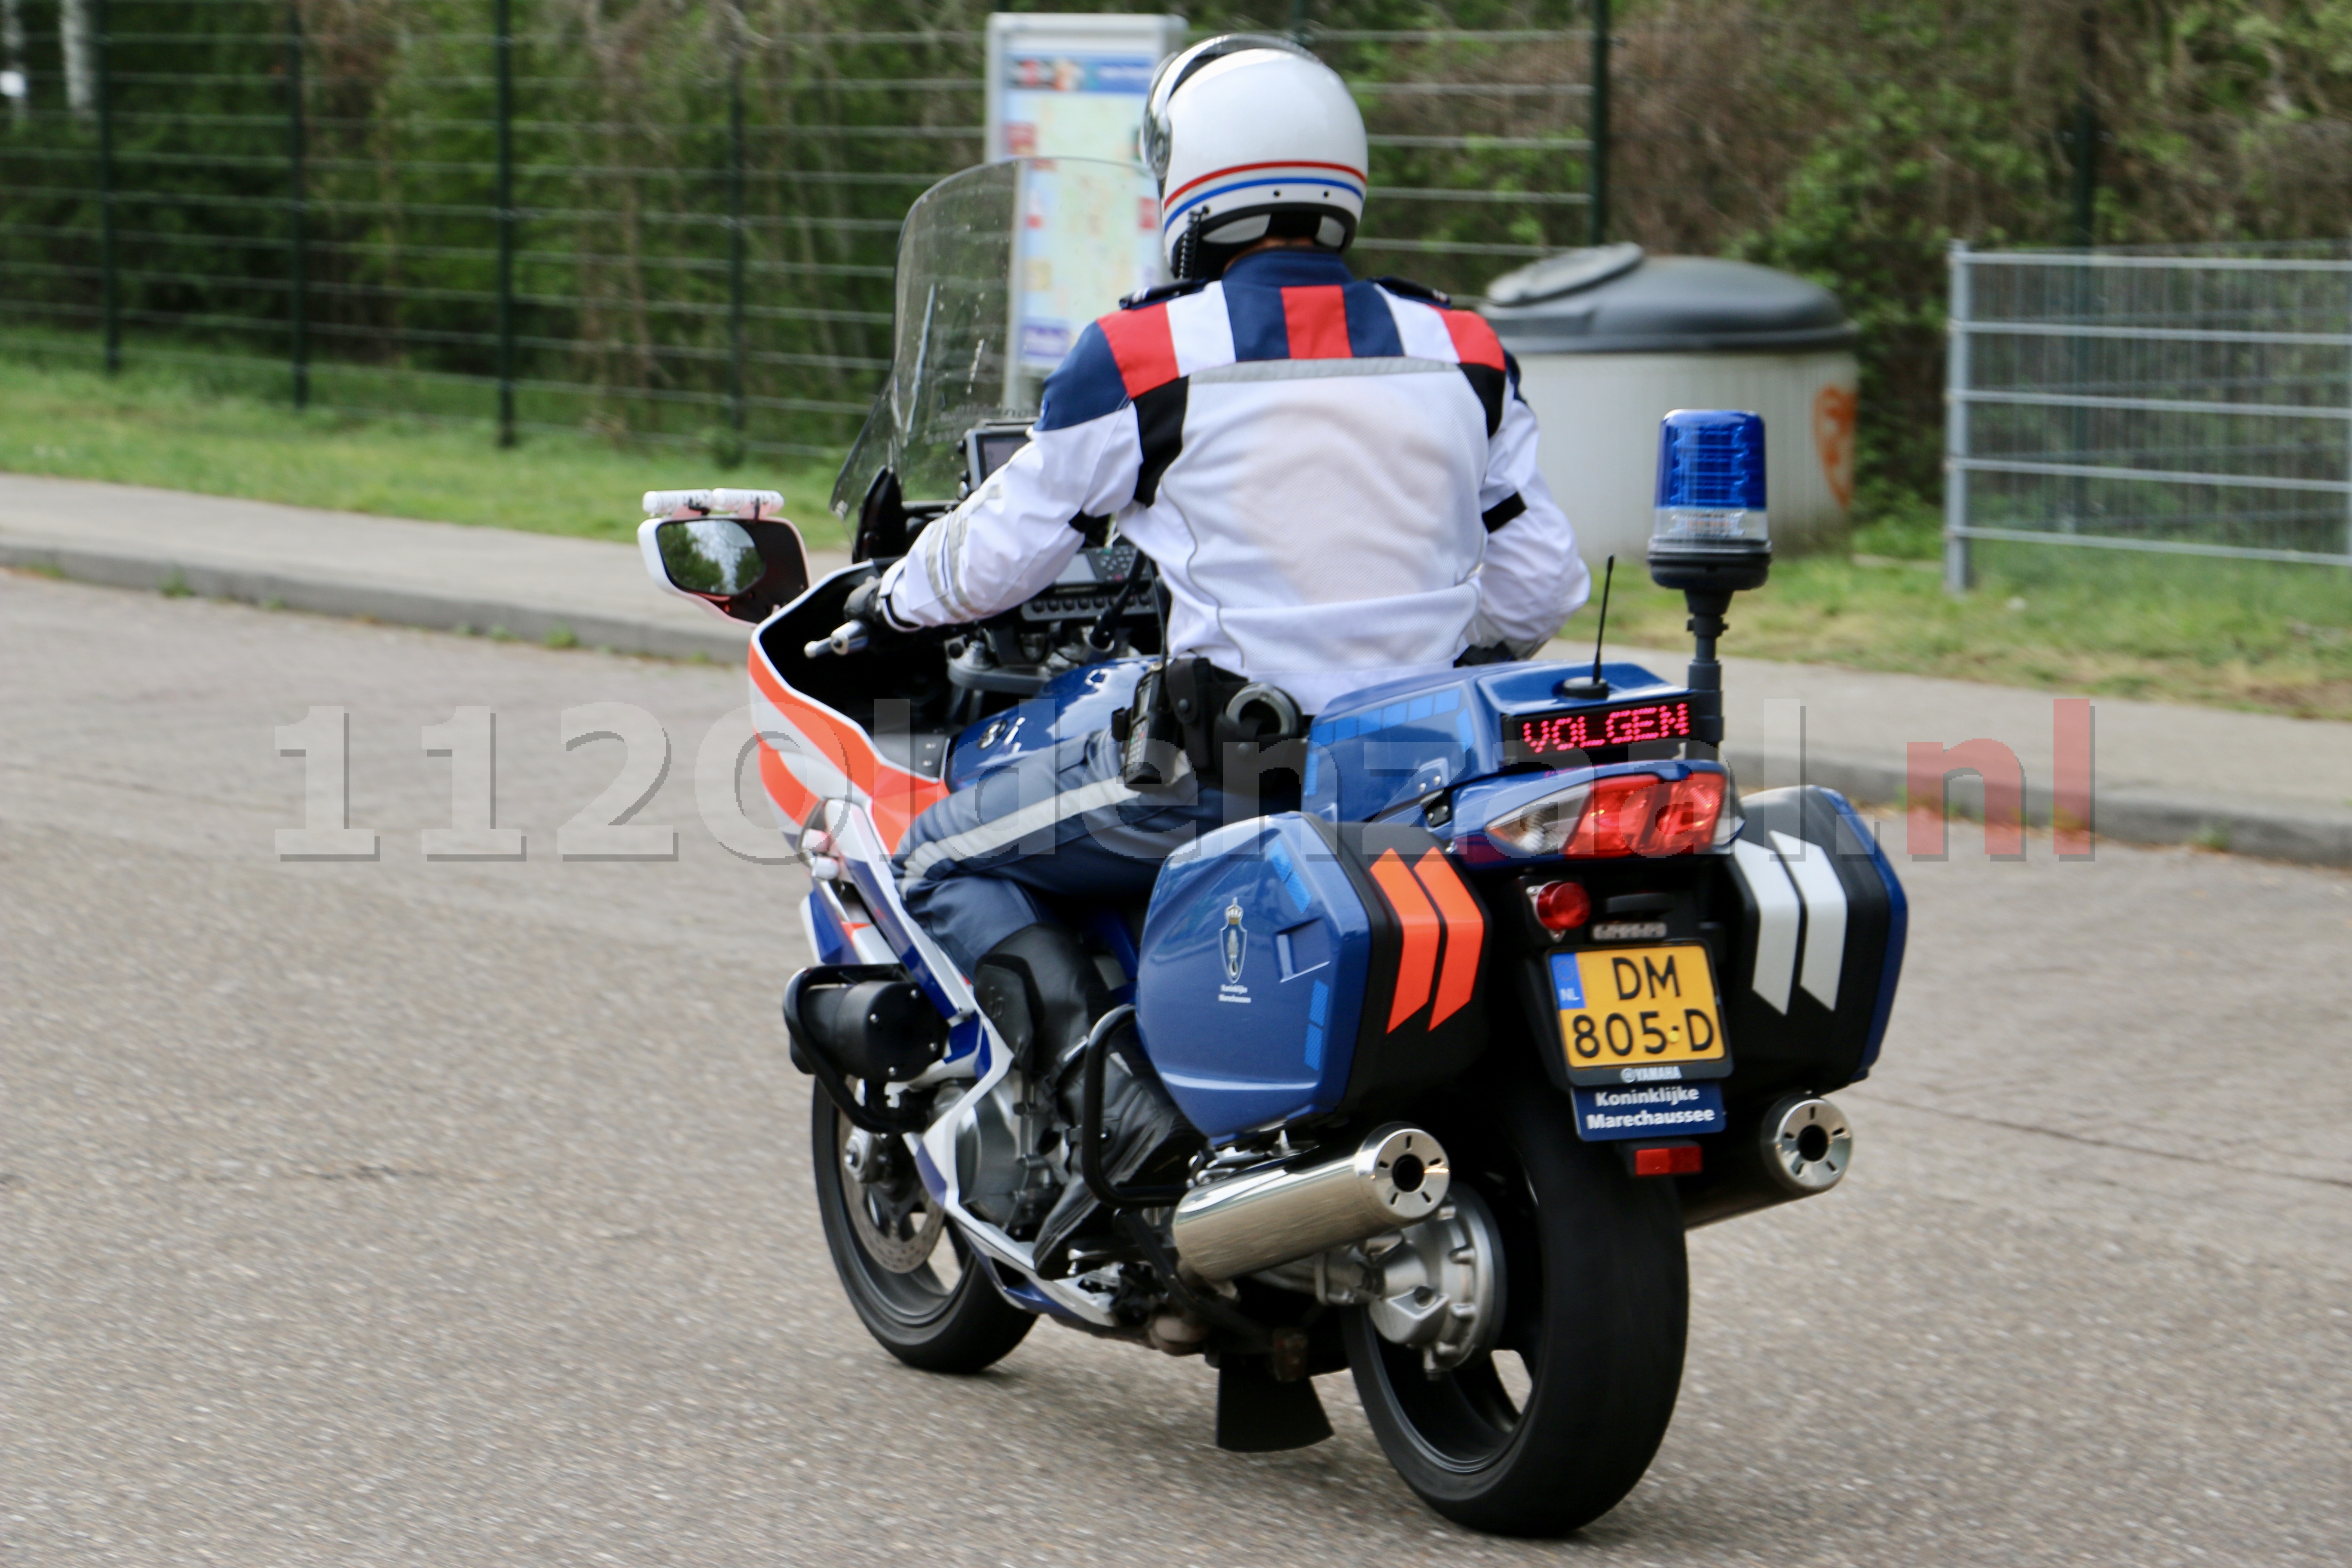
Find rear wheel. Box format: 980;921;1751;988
810;1086;1034;1372
1345;1075;1687;1535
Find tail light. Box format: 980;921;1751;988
1481;780;1591;858
1648;772;1727;854
1485;771;1728;861
1567;775;1660;858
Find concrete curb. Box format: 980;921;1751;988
1725;744;2352;868
11;533;2351;870
0;536;750;663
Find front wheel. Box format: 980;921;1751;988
810;1085;1034;1373
1345;1078;1688;1535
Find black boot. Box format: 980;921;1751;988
1034;1010;1191;1278
970;925;1115;1244
968;925;1190;1275
969;923;1112;1079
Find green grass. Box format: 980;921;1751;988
0;351;848;548
1604;542;2352;720
4;348;2348;718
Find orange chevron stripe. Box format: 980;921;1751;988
1369;848;1442;1031
1412;849;1484;1027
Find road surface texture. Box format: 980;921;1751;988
6;572;2348;1567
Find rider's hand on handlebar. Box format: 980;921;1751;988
803;574;909;660
840;576;894;630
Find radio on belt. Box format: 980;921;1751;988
1645;410;1772;758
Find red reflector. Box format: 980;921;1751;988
1648;772;1727;855
1632;1144;1704;1177
1530;879;1591;934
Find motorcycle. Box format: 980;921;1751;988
637;159;1907;1536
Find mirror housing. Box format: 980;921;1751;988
637;489;812;625
851;467;910;563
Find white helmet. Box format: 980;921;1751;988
1141;35;1369;279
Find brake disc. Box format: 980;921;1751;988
1362;1185;1506;1375
840;1118;946;1274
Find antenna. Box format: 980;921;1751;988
1558;554;1614;699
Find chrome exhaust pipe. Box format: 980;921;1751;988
1763;1094;1852;1194
1678;1093;1853;1229
1171;1124;1449;1282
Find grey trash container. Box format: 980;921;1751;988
1479;243;1860;565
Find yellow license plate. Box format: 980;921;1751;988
1550;943;1728;1082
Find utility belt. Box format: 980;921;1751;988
1108;657;1309;791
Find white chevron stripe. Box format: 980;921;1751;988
1731;836;1801;1014
750;688;854;808
1773;831;1850;1009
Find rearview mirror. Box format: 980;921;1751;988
638;512;812;625
659;518;764;596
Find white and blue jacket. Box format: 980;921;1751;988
879;247;1589;715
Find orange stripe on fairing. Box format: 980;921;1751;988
1412;849;1485;1027
757;738;818;827
1368;848;1442;1032
747;642;946;851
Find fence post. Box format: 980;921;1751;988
493;0;516;447
95;0;117;373
1944;242;1973;594
2068;4;2099;248
1587;0;1610;246
286;2;308;410
2066;99;2098;249
728;44;747;438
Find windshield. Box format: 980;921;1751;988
833;158;1164;513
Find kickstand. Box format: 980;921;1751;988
1215;1355;1333;1453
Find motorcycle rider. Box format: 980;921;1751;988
855;35;1589;980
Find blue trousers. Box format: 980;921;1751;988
895;728;1274;975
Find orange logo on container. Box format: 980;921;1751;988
1813;385;1856;510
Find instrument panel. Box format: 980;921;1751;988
1018;542;1150;624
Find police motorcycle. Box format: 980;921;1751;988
638;159;1906;1536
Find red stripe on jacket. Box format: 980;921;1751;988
1097;303;1180;398
1440;309;1507;372
1280;285;1354;360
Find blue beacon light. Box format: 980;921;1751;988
1648;409;1772;591
1646;409;1773;752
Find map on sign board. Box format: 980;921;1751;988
998;52;1159;164
1011;161;1164;376
985;15;1183;386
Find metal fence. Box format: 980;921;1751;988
0;2;1611;466
1944;243;2352;590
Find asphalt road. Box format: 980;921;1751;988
5;571;2348;1567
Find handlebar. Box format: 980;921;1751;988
802;620;871;660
